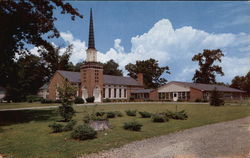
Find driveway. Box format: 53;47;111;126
83;117;250;158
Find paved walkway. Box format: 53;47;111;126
0;102;208;111
84;117;250;158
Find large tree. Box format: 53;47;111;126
192;49;224;84
125;58;170;88
0;0;82;87
103;60;123;76
230;71;250;95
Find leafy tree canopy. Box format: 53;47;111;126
192;49;224;84
230;71;250;95
0;0;82;86
103;60;123;76
125;58;170;88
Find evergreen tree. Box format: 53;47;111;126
210;88;224;106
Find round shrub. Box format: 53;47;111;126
106;111;116;118
123;121;143;131
152;114;169;122
63;120;77;131
86;97;95;103
74;97;85;104
139;111;152;118
48;123;64;133
125;110;137;116
71;124;97;140
114;111;123;117
95;111;106;116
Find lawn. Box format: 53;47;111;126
0;103;250;158
0;102;60;110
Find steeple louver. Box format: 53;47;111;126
88;8;95;49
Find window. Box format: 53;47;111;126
109;88;111;98
103;88;105;98
114;88;116;98
124;89;127;98
119;89;122;98
174;93;177;97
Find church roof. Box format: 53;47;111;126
170;81;244;93
88;8;95;49
57;70;142;86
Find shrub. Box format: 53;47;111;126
114;111;123;117
26;95;42;103
74;97;85;104
103;98;111;103
152;113;169;122
139;111;152;118
55;99;62;103
41;99;54;104
59;105;75;122
83;114;107;123
71;124;97;140
63;120;77;131
95;111;106;116
106;111;116;118
210;88;225;106
48;123;64;133
195;99;202;102
86;96;95;103
125;110;137;116
123;120;143;131
165;110;188;120
129;96;135;102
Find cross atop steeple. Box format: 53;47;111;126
88;8;95;49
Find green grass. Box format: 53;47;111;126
0;102;59;110
0;103;250;158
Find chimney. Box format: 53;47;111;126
137;73;143;86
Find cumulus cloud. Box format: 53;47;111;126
31;19;250;83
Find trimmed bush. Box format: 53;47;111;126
55;99;62;103
74;97;85;104
63;120;77;131
125;110;137;116
71;124;97;140
58;105;75;122
165;110;188;120
26;95;42;103
106;111;116;118
139;111;152;118
152;113;169;122
86;96;95;103
95;111;106;116
103;98;111;103
83;114;107;123
48;123;64;133
114;111;123;117
123;121;143;131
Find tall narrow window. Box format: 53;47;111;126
124;89;127;98
114;88;116;98
119;89;122;98
103;88;105;98
109;88;111;98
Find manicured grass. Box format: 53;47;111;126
0;102;60;110
0;103;250;158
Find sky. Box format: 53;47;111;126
32;1;250;83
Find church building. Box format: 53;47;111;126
46;9;245;103
47;9;144;102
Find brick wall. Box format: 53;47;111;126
149;90;158;101
48;72;65;100
190;88;203;101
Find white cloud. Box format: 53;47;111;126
30;19;250;83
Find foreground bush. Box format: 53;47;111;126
106;111;116;118
86;97;95;103
123;120;143;131
114;111;123;117
165;110;188;120
63;120;77;131
95;111;106;116
139;111;152;118
59;105;75;122
74;97;85;104
48;123;64;133
71;124;97;140
125;110;137;116
152;113;169;122
83;114;108;123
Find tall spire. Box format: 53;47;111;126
88;8;95;49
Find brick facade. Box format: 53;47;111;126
48;72;66;100
189;87;203;101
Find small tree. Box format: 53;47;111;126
57;81;76;122
210;88;224;106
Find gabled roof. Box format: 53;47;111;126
170;81;244;93
57;70;142;86
131;89;154;93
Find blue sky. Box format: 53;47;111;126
35;1;250;83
